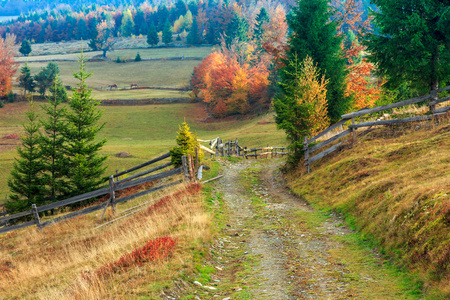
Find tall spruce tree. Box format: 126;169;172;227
7;100;46;213
162;19;173;45
40;78;68;201
147;22;159;46
254;8;270;42
186;17;199;45
285;0;349;122
18;62;35;94
225;12;248;46
365;0;450;95
64;54;107;196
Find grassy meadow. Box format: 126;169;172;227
14;45;214;100
2;44;285;203
0;101;285;203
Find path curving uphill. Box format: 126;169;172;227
164;158;422;299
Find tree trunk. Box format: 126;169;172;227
430;45;439;113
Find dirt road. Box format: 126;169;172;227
164;158;418;299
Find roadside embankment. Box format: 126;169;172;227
287;119;450;297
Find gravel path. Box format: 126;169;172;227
162;158;384;299
215;158;355;299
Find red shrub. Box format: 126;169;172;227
84;237;177;280
1;133;19;140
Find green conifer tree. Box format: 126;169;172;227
18;62;35;94
162;19;173;45
40;78;68;201
285;0;349;122
254;8;270;42
7;99;46;213
186;17;199;45
19;39;32;56
135;52;142;61
170;122;203;167
34;62;59;97
225;12;248;46
147;22;159;46
364;0;450;95
64;54;107;196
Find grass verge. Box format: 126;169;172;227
287;117;450;297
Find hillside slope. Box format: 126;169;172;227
287;118;450;296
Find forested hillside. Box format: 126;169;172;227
0;0;375;44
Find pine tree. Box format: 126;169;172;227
147;22;159;46
64;54;107;196
135;52;142;61
169;122;203;167
19;39;32;56
34;62;59;97
205;21;216;44
225;12;248;46
364;0;450;95
40;78;68;201
254;8;270;42
186;17;199;45
76;18;89;40
162;19;173;45
274;56;329;165
285;0;349;122
18;63;35;94
7;100;46;213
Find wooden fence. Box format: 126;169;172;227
0;153;197;235
198;137;289;159
303;86;450;173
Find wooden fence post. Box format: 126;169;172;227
188;155;194;182
304;137;310;173
221;139;224;157
115;169;119;181
182;155;190;183
430;90;437;113
109;175;116;215
235;138;238;156
351;117;357;143
32;204;42;231
194;148;199;171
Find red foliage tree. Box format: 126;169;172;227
335;0;382;110
192;39;271;117
0;34;17;97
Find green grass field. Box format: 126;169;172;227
14;46;213;100
16;47;213;62
22;60;200;89
0;102;285;203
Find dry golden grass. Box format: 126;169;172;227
288;113;450;296
0;182;211;299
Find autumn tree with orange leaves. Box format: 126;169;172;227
191;4;288;118
192;39;271;118
0;34;17;98
335;0;382;110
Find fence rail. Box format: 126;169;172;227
303;86;450;173
0;152;196;235
198;137;288;159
